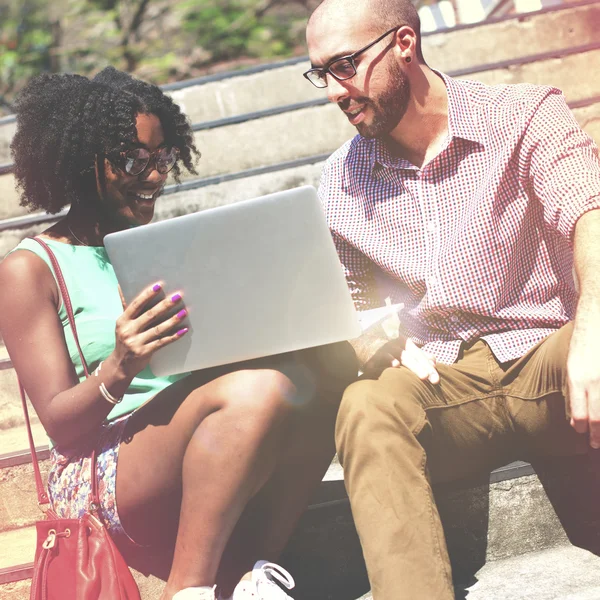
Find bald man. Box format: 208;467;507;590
305;0;600;598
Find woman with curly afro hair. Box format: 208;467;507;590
0;67;357;600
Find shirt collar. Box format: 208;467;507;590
366;71;485;172
438;71;485;145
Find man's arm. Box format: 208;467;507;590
332;234;438;381
319;163;439;382
568;209;600;447
521;90;600;445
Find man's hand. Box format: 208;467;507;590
350;319;439;382
568;320;600;448
362;337;440;382
569;209;600;449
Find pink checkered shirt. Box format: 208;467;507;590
319;74;600;364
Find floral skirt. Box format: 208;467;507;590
46;414;142;546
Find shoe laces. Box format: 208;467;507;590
254;561;295;598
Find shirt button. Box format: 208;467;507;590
429;277;438;286
427;221;436;233
451;316;459;323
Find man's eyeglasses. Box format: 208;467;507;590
304;26;400;89
119;146;180;176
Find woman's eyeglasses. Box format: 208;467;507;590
303;26;400;89
119;146;180;176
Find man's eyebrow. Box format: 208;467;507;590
312;49;354;70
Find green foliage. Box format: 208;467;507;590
0;0;312;115
0;0;54;106
136;52;180;80
177;0;301;63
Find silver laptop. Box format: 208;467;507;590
104;186;360;376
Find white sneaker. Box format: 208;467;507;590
173;586;217;599
220;561;295;599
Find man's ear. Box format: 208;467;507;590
395;25;417;58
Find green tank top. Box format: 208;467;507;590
10;237;189;422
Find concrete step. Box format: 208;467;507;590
355;546;600;600
469;46;600;101
169;47;600;182
457;545;600;600
0;527;35;571
0;458;51;535
421;0;600;73
0;422;46;456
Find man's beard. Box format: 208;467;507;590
353;61;411;139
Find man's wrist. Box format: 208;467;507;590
350;324;390;367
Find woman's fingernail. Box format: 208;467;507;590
152;283;162;292
176;309;187;319
176;327;189;337
171;293;182;303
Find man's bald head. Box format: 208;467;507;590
309;0;424;62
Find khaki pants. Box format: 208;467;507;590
336;323;588;600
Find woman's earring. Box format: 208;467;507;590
405;56;412;63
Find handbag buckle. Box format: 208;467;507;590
41;528;71;550
42;530;57;550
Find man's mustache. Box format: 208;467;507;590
338;97;371;111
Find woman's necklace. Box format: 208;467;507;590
67;224;90;247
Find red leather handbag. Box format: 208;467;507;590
20;237;141;600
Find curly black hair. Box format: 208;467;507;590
11;66;199;214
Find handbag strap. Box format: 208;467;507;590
19;236;99;507
19;382;49;505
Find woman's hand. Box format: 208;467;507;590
110;283;188;379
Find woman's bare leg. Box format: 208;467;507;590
116;367;297;598
115;343;357;599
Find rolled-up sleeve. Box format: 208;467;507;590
523;90;600;243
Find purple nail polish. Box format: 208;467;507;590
176;327;189;336
171;293;182;303
176;309;187;319
152;283;162;292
